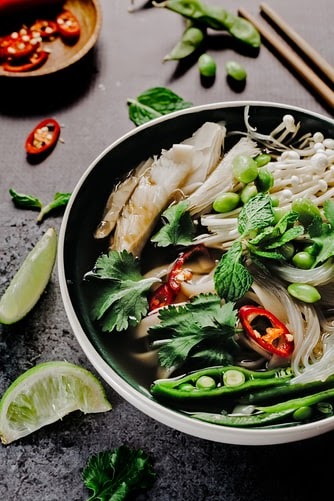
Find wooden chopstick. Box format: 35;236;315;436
260;2;334;85
238;7;334;110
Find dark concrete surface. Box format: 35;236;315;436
0;0;333;499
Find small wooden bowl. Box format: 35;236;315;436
0;0;102;77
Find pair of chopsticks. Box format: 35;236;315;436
239;3;334;110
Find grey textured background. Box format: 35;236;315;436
0;0;333;499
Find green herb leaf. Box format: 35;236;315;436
9;188;71;223
238;193;275;237
149;294;238;369
214;242;253;302
82;445;156;501
9;188;42;210
87;250;160;332
37;192;71;222
127;87;193;126
151;201;195;247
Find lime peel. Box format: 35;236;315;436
0;227;57;324
0;361;112;444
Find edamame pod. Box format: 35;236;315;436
163;25;205;61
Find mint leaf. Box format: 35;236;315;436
127;87;193;126
324;199;334;227
83;446;156;501
151;201;195;247
87;250;160;331
214;242;253;301
238;193;275;237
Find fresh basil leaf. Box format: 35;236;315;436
127;87;193;126
9;188;42;210
37;192;71;222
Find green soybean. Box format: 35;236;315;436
232;154;258;183
292;251;315;270
255;167;274;192
196;375;216;390
163;25;205;61
213;192;240;212
255;153;271;167
293;406;312;421
287;283;321;303
240;184;257;204
198;53;216;77
154;0;261;48
225;60;247;81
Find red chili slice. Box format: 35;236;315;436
30;20;58;39
56;9;80;41
3;49;49;72
0;34;15;59
25;118;61;156
238;305;294;358
4;37;38;60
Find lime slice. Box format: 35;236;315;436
0;227;57;324
0;361;112;444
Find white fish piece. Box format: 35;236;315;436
180;121;226;195
94;158;153;239
111;122;226;256
111;143;196;256
186;136;260;216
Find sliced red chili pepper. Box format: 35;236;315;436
149;245;206;311
30;20;58;39
4;37;38;60
3;49;49;72
238;305;294;358
25;118;61;156
56;9;80;41
0;34;16;59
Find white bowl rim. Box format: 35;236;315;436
58;100;334;446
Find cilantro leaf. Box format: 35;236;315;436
238;193;275;237
149;295;238;368
87;250;160;332
127;87;193;126
214;242;253;302
82;445;156;501
311;200;334;266
151;201;195;247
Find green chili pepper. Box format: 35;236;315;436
163;25;205;61
153;0;261;48
150;365;293;407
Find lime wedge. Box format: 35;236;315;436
0;227;57;324
0;361;112;444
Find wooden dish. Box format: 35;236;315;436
0;0;102;77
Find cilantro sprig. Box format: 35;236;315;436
149;294;239;369
82;445;156;501
86;250;160;332
151;200;195;247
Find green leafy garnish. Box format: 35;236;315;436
151;201;195;247
214;241;253;302
82;445;156;501
214;193;307;301
9;188;71;223
311;199;334;266
86;250;160;332
149;294;238;369
127;87;193;126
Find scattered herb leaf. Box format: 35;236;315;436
9;188;71;223
127;87;193;126
82;445;156;501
